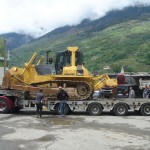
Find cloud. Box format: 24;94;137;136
0;0;150;37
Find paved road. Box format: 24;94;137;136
0;111;150;150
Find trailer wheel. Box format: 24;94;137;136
114;103;128;116
0;99;9;113
140;103;150;116
55;103;69;115
88;103;102;116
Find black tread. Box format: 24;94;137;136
114;103;128;116
88;103;102;116
140;103;150;116
31;80;93;100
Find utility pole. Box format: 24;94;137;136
3;39;6;75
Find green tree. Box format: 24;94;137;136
112;64;121;73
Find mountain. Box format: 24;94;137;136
8;6;150;73
0;33;34;50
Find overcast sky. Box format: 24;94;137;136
0;0;150;37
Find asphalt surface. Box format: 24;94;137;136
0;111;150;150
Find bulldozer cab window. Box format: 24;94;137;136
55;50;83;74
55;51;70;74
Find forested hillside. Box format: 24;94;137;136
0;33;33;50
5;6;150;73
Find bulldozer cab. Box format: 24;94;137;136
55;51;71;74
54;48;83;74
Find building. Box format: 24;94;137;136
0;55;9;85
0;57;5;85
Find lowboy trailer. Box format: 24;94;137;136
0;89;150;116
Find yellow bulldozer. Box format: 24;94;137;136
2;47;117;100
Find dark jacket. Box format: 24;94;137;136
57;89;69;101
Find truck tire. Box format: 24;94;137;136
88;103;102;116
114;103;128;116
140;103;150;116
0;98;9;113
55;103;69;115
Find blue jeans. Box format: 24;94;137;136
36;103;43;117
59;100;66;115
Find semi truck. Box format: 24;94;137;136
0;47;150;116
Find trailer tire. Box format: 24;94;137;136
55;103;69;115
0;98;9;113
88;103;102;116
140;103;150;116
114;103;128;116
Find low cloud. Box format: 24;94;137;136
0;0;150;37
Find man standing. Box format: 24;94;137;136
143;86;148;98
35;89;44;118
146;85;150;99
57;86;69;116
129;87;135;98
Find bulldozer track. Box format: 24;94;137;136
31;80;93;100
